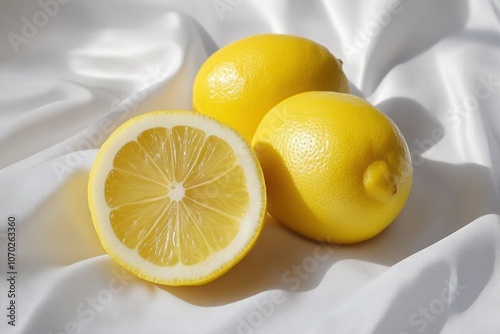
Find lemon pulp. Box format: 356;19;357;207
106;126;248;266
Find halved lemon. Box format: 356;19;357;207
88;110;266;286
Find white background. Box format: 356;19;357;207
1;0;500;333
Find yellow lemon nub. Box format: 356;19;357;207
363;160;398;203
88;111;266;286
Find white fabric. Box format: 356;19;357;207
1;0;500;333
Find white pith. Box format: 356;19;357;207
88;111;265;284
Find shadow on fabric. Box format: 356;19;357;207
160;215;341;306
371;235;496;334
21;170;105;266
162;96;500;306
360;0;469;95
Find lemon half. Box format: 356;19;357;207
88;111;266;285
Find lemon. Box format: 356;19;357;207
88;110;266;285
192;33;349;142
252;92;413;244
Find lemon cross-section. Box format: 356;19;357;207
88;111;266;286
106;126;249;266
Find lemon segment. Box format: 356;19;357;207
88;111;266;286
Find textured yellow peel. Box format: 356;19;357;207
252;92;413;244
193;33;349;142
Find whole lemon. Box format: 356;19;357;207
252;91;413;244
192;33;349;142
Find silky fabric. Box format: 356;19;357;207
1;1;500;333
